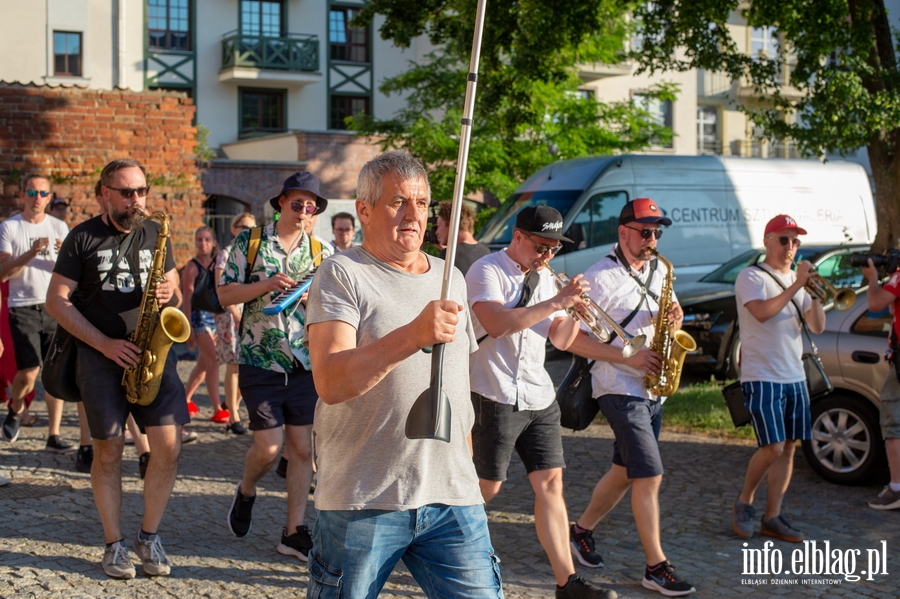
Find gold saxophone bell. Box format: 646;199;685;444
788;253;856;311
542;261;646;358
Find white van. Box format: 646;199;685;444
477;155;876;283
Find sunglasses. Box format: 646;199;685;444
289;201;318;215
106;185;151;199
25;190;52;198
625;225;663;240
769;235;801;248
522;232;563;256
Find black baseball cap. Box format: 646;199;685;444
268;172;328;214
619;198;672;226
515;206;573;243
50;198;68;208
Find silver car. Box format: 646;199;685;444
802;289;890;485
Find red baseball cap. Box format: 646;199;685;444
619;198;672;226
764;214;807;236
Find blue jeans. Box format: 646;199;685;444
307;504;504;599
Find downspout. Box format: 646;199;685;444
118;0;127;88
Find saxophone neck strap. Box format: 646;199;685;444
752;263;819;354
612;244;659;302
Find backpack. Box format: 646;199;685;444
189;258;225;314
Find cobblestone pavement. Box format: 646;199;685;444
0;359;895;598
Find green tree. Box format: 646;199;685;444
632;0;900;252
352;0;677;202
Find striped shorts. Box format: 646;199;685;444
741;381;811;447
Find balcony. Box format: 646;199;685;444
219;30;322;85
731;139;802;159
577;60;633;82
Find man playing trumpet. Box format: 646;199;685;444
564;198;696;597
466;205;616;599
731;214;825;542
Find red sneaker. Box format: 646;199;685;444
187;401;199;417
211;409;231;424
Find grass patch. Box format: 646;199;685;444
592;377;757;441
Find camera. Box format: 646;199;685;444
850;248;900;274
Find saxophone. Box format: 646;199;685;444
644;249;697;396
122;212;192;406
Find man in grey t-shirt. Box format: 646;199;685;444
306;151;502;599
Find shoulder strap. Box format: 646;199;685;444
752;264;819;354
476;269;541;345
244;226;263;285
613;244;659;301
310;236;323;267
76;229;137;307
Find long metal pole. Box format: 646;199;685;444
406;0;488;441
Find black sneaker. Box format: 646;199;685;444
227;422;248;435
139;452;151;480
275;456;288;479
74;445;94;473
556;574;617;599
276;524;313;562
642;561;696;596
2;408;22;443
570;524;604;568
45;435;76;454
227;482;255;537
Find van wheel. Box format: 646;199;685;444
725;334;741;380
801;394;885;485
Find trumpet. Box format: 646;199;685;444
543;261;646;358
788;253;856;311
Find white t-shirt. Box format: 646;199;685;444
735;264;811;384
582;251;675;401
0;214;69;307
466;249;564;410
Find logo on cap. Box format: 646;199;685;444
542;221;563;232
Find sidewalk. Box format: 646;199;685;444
0;361;894;598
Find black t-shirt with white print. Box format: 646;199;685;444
53;215;176;340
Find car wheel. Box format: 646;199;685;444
725;334;741;380
801;393;885;485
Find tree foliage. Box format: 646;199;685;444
632;0;900;251
351;0;677;201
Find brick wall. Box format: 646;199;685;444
0;83;205;265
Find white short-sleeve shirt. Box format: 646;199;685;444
735;264;811;384
583;251;674;401
0;214;69;307
466;249;564;410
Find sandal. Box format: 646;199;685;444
22;413;39;427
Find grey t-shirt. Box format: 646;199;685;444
305;246;483;511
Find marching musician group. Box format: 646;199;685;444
5;148;897;599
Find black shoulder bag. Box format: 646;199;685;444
753;264;833;400
189;258;225;314
556;251;655;431
475;269;540;345
42;230;137;402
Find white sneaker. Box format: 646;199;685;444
0;475;10;487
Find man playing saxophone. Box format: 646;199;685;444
564;198;696;597
731;215;824;542
46;159;186;580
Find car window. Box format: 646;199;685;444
816;253;865;289
700;250;761;283
850;308;892;338
478;189;582;246
563;191;628;253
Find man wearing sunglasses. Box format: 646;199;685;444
564;198;697;597
0;173;75;453
218;171;330;563
46;159;186;579
466;206;616;599
731;214;825;543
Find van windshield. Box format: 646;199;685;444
478;190;582;246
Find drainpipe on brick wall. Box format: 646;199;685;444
117;0;126;88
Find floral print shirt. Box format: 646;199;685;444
220;223;331;373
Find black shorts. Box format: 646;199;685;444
8;305;56;370
471;392;566;481
239;364;318;430
76;343;189;440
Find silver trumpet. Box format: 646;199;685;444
543;261;646;358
